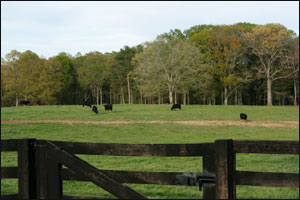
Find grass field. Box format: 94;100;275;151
1;104;299;199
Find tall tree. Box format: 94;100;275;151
2;50;22;106
208;25;251;105
113;46;136;104
134;37;202;104
54;52;78;104
280;36;299;105
243;24;294;105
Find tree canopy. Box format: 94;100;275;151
1;23;298;106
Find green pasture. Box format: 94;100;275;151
1;105;299;199
2;104;299;121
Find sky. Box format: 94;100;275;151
1;1;299;59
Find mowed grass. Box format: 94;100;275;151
2;104;299;121
1;105;299;199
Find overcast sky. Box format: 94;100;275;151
1;1;299;59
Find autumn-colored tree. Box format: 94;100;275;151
207;25;251;105
243;24;294;105
1;50;63;106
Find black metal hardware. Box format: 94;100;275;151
196;176;216;191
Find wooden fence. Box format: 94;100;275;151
1;139;299;199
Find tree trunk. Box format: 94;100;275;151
158;93;161;104
187;92;190;105
294;77;297;106
16;92;19;107
267;78;272;106
224;87;228;105
183;91;186;105
235;90;238;105
96;86;99;105
131;89;134;104
100;88;103;105
109;91;112;104
121;87;125;104
127;74;131;104
168;88;173;104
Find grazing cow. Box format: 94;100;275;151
20;100;30;106
92;106;98;114
37;100;41;106
240;113;247;121
104;104;113;111
82;100;92;108
171;104;181;111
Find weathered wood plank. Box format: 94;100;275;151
62;195;115;199
1;167;18;179
17;139;36;199
35;143;49;199
215;139;235;199
1;139;19;151
46;156;62;199
202;150;216;199
45;141;147;199
61;168;204;186
50;140;213;156
233;140;299;154
0;194;19;200
235;171;299;188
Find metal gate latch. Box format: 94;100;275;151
196;176;216;191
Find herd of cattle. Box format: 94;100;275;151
82;99;113;114
18;100;248;120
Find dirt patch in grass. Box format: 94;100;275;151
1;120;299;128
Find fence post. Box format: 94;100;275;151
35;140;62;199
18;139;36;199
215;139;236;199
202;144;216;199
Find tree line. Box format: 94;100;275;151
1;23;299;107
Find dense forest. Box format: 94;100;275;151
1;23;299;107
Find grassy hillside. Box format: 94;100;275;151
1;105;299;199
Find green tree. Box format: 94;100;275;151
113;46;137;104
1;50;22;106
54;52;78;104
134;37;202;104
78;51;112;105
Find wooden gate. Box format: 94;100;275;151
1;139;299;199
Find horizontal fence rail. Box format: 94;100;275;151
48;140;215;157
235;171;299;188
61;168;206;186
233;140;299;154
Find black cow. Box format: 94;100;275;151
240;113;247;120
92;106;98;114
82;100;92;108
171;104;181;111
20;100;30;106
104;104;113;111
37;100;41;106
